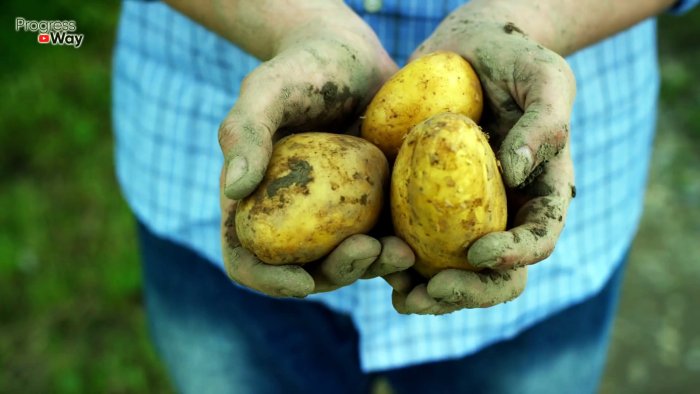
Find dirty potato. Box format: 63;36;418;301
391;112;507;278
361;51;483;160
236;132;389;265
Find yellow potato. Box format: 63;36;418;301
236;132;388;265
391;113;507;278
361;51;483;160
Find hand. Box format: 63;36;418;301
218;17;414;297
220;175;415;297
387;4;576;314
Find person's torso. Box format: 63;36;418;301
112;0;659;371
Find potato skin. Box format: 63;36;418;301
236;132;388;265
361;51;483;160
391;113;507;278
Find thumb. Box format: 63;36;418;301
218;82;280;200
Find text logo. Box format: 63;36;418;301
16;17;84;48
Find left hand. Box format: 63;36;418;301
388;4;576;314
216;15;417;298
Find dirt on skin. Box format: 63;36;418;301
224;202;240;250
427;267;528;309
258;35;382;134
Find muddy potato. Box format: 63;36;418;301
361;51;483;160
236;132;388;265
391;112;507;278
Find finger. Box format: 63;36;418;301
391;290;409;314
223;246;314;298
383;269;424;294
469;147;574;270
310;234;381;292
403;284;444;314
467;196;566;270
427;268;528;308
391;286;444;315
498;61;576;187
219;73;280;200
362;236;415;279
219;166;314;298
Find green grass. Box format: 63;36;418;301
1;2;699;393
1;2;172;393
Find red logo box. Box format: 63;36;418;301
38;34;50;44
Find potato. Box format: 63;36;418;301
236;132;388;265
361;51;483;160
391;113;507;278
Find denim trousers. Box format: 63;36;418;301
138;222;625;394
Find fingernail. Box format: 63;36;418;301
467;237;501;268
507;146;533;186
514;146;533;176
225;156;247;195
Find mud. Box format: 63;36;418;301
536;142;559;162
360;194;368;205
518;160;546;187
503;22;524;35
529;226;547;238
500;144;534;187
266;158;313;198
224;203;240;249
428;267;527;310
522;179;555;197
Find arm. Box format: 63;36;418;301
163;0;364;60
469;0;677;56
389;0;675;314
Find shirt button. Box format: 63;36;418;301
363;0;383;13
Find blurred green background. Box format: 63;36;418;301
1;2;698;393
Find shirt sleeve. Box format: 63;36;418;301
668;0;700;14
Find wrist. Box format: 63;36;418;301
275;14;396;82
444;1;564;54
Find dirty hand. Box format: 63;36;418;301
388;0;577;314
221;187;414;297
219;16;414;298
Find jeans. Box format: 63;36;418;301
138;222;625;394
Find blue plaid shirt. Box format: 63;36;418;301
113;0;698;371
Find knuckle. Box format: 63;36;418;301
529;233;556;263
538;122;569;153
548;59;576;97
217;119;237;151
539;62;574;92
558;122;570;140
540;243;555;261
239;71;260;93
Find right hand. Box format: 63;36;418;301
384;4;577;314
219;17;415;298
